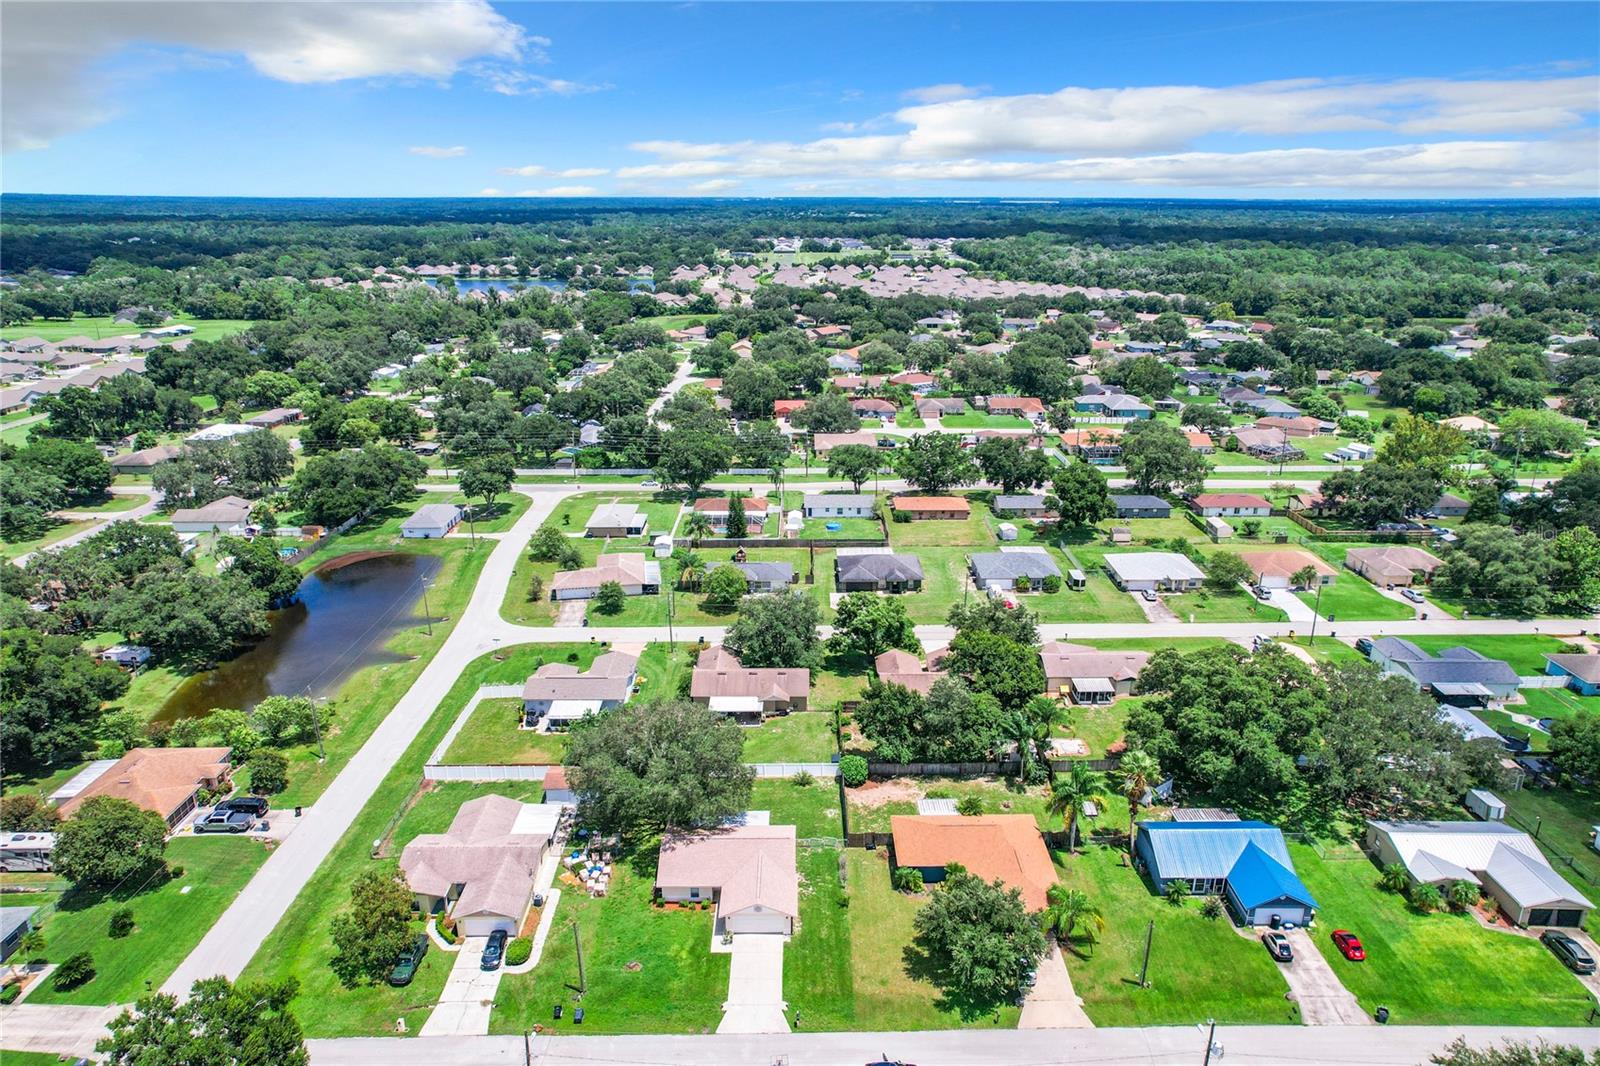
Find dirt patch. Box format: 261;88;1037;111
313;550;396;574
848;777;928;808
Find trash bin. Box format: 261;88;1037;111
1270;914;1282;929
1375;1006;1390;1024
295;806;302;817
573;1007;584;1025
553;1005;562;1020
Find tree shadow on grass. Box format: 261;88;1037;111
54;860;172;914
901;938;1013;1023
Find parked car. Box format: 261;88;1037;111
216;796;269;818
1355;637;1373;657
640;480;659;488
1331;930;1366;961
480;929;508;971
1261;931;1293;962
1141;589;1158;602
1541;930;1596;975
1252;585;1272;601
1401;588;1425;604
194;809;255;834
388;934;430;987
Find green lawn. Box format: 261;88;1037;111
743;712;838;763
0;313;254;343
1499;786;1600;906
26;838;269;1005
1165;588;1288;624
1066;699;1134;758
751;777;844;838
239;646;580;1036
1403;635;1575;675
888;510;995;547
1295;578;1416;622
1054;842;1292;1025
489;845;728;1035
938;413;1033;429
542;491;684;539
587;546;834;628
1290;843;1594;1025
631;642;694;705
425;491;532;534
1285;637;1368;665
65;492;151;514
441;698;568;765
0;518;95;559
894;411;925;428
1516;686;1600;724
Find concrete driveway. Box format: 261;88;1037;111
1281;929;1372;1025
554;599;587;627
420;936;504;1037
717;934;789;1034
1266;587;1316;625
1019;944;1093;1028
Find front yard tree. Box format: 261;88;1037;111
912;865;1049;1018
945;596;1040;646
681;511;714;546
1205;550;1254;591
459;454;515;518
1049;760;1109;852
974;436;1051;495
826;444;880;492
329;870;415;987
702;565;748;612
1430;1037;1598;1066
894;433;979;495
1119;420;1208;496
725;590;821;668
1041;884;1104;948
246;750;289;795
654;427;733;497
794;391;860;434
829;592;917;659
98;976;309;1066
1050;462;1115;528
54;797;167;887
565;700;753;835
734;421;790;484
593;580;626;615
943;629;1046;712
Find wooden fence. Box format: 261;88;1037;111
864;755;1121;778
282;512;362;565
1287;510;1438;542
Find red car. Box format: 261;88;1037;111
1331;930;1366;962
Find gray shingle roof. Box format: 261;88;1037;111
836;553;924;583
970;550;1061;582
994;495;1046;510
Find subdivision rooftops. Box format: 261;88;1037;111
835;552;924;584
1235;550;1337;580
691;646;810;702
522;650;639;702
1547;654;1600;684
58;746;231;821
169;495;253;526
693;497;772;514
1190;493;1271;510
1039;642;1150;683
656;825;799;920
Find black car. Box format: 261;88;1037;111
1541;930;1595;975
1355;637;1374;657
480;929;508;971
388;934;429;987
1261;931;1293;962
217;796;270;818
194;809;255;834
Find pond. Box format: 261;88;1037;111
156;551;443;722
424;277;654;295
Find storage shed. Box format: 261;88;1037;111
1466;789;1506;822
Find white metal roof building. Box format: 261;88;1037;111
1104;551;1206;591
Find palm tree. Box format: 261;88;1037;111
682;511;713;547
1009;696;1061;784
1048;761;1109;853
1117;749;1161;856
674;551;705;590
1041;884;1103;952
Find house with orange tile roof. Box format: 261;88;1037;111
58;747;232;829
890;496;970;520
890;814;1057;910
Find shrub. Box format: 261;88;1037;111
891;867;924;893
791;770;815;787
839;754;868;787
529;527;567;561
1240;518;1263;538
1164;879;1191;906
505;937;531;966
108;907;135;939
18;929;45;960
1378;862;1410;894
1041;574;1062;593
956;795;984;816
0;983;19;1005
527;574;543;602
1200;896;1224;920
436;916;458;944
1409;882;1443;913
52;952;95;990
167;864;185;880
246;750;289;795
1015;575;1032;593
1445;879;1481;911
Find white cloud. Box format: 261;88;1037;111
559;167;610;178
3;0;531;151
478;187;505;196
516;185;602;197
411;145;468;158
483;72;611;97
499;165;610;178
901;83;989;104
498;165;548;176
689;179;740;193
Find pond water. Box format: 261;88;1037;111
424;277;654;295
156;552;443;722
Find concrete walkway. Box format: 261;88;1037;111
716;934;789;1034
1018;943;1093;1028
419;936;502;1037
1265;586;1317;624
1280;929;1372;1025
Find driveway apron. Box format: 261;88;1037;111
717;934;789;1034
420;936;504;1037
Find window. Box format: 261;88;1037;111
689;888;700;900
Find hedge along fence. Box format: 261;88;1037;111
860;755;1123;778
1286;509;1439;542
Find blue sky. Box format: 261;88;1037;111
3;1;1597;197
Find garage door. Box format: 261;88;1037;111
459;915;516;938
726;910;789;935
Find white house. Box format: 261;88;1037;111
401;503;463;539
549;553;661;600
802;493;875;518
184;423;261;443
170;495;254;535
1105;551;1206;592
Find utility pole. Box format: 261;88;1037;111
1308;580;1324;645
1201;1019;1219;1066
303;686;326;761
1138;919;1154;988
572;923;587;995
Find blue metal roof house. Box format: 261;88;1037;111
1135;821;1317;926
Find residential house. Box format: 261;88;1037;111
1135;820;1317;926
1366;820;1592;928
874;648;948;695
1345;545;1444;587
1236;550;1338;590
58;747;232;829
1110;494;1171;519
986;396;1046;419
1368;638;1520;705
399;794;559;936
772;399;809;420
835;550;924;592
851;397;898;419
826;352;861;373
655;825;799;935
170;495;254;535
709;560;795;593
891;496;970;521
1255;415;1332;438
890;371;937;394
522;650;639;727
992;494;1049;519
812;431;879;456
1190;493;1271;518
185;423;261;443
1226;392;1301;418
1105;551;1206;592
98;644;152;669
401;503;463;539
1059;426;1125;462
916;396;967;419
244;407;302;429
890;815;1057;910
1349;370;1383;394
0;908;37;963
693;496;771;532
585;503;649;538
1439;415;1498;436
802;493;875;518
110;444;184;474
1545;654;1600;697
1039;642;1151;704
690;645;810;721
1101;394;1154;419
1432;493;1471;518
832;375;887;393
549;553;661;601
969;549;1061;592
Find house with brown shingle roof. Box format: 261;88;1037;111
1345;545;1443;588
890;814;1057;911
655;824;798;935
522;650;639;727
690;646;809;721
399;794;558;936
874;648;948;695
58;747;232;829
1039;642;1151;704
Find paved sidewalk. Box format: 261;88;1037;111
1018;944;1093;1028
419;936;502;1037
716;934;789;1034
